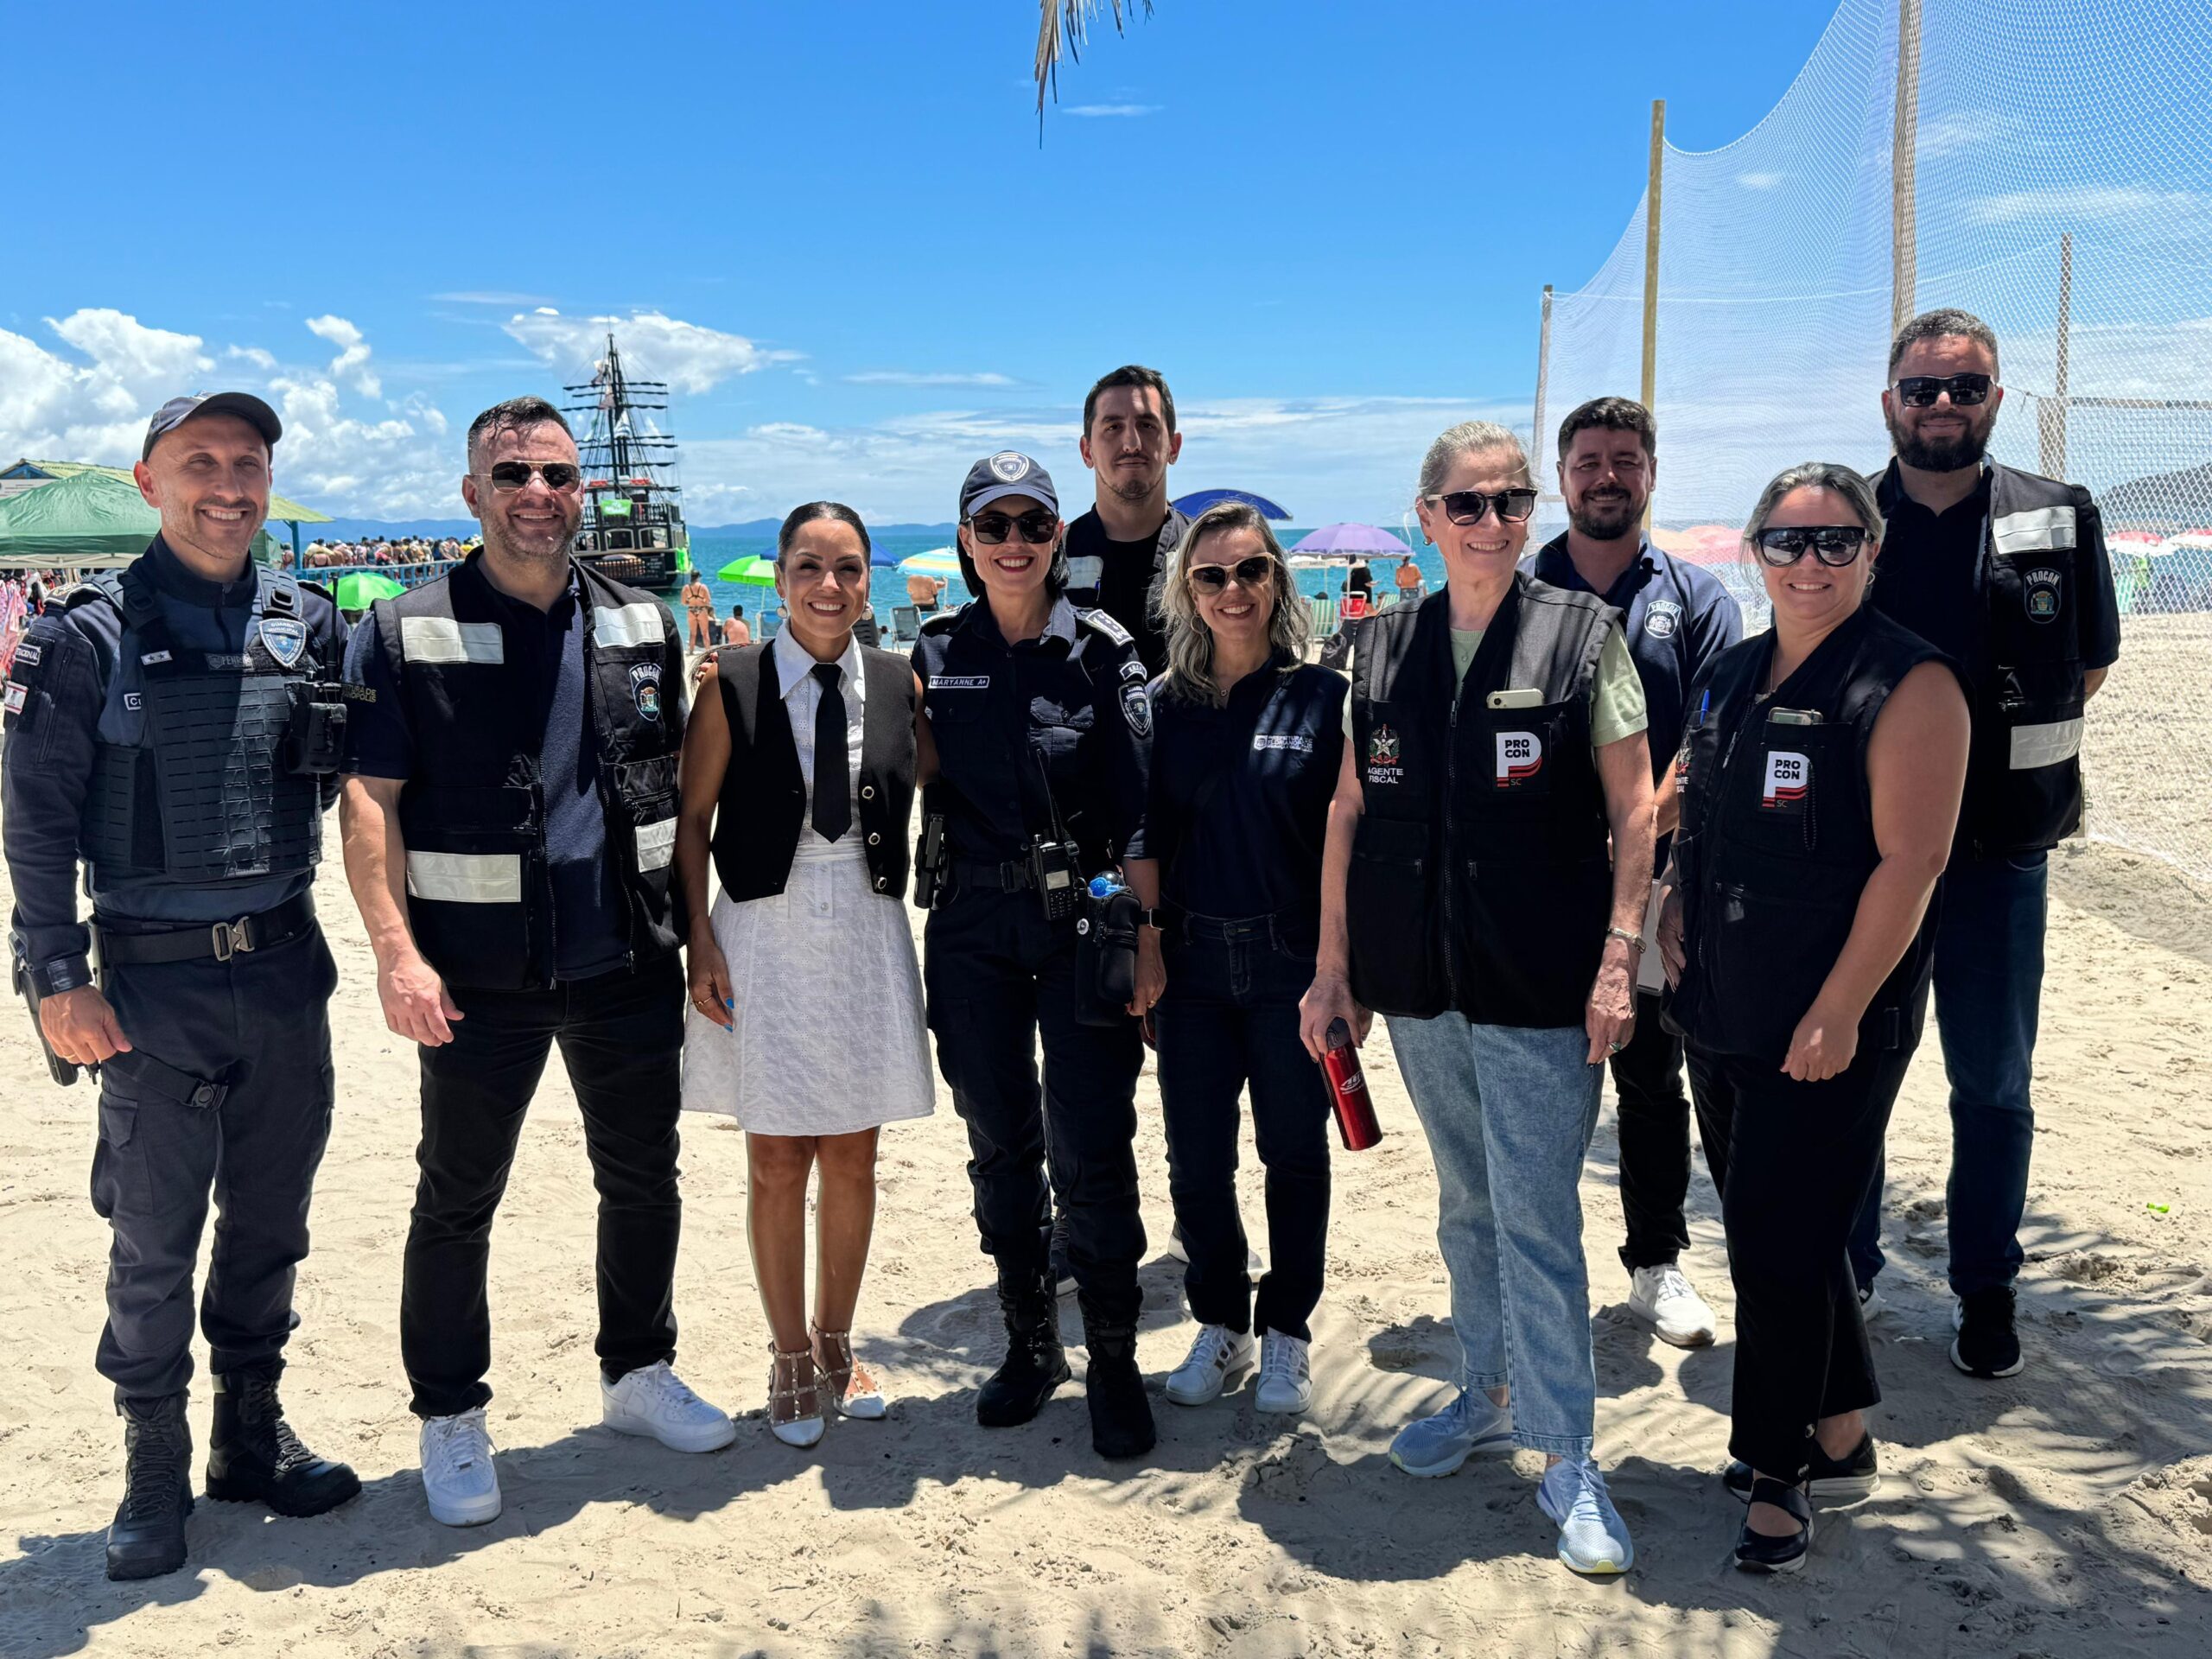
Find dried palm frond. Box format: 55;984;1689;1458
1034;0;1154;127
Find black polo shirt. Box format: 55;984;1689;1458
1061;505;1190;677
1145;653;1346;925
343;565;630;981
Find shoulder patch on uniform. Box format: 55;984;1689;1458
1076;607;1133;647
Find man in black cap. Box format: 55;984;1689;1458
1061;365;1188;676
3;391;359;1580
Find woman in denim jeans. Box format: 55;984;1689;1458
1135;502;1346;1418
1303;422;1656;1576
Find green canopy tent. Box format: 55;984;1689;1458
0;468;278;569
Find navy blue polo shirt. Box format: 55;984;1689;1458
1145;654;1346;925
343;567;629;981
1525;536;1742;783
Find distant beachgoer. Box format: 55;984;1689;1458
906;572;946;613
722;604;750;647
1394;556;1421;594
682;575;715;649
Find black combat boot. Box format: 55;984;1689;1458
107;1395;193;1581
1082;1319;1156;1461
976;1265;1070;1427
206;1370;361;1516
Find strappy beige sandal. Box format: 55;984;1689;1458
766;1344;825;1447
811;1322;888;1421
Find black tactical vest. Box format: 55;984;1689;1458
79;563;330;887
1346;577;1618;1027
711;642;918;903
1662;605;1952;1065
372;555;683;989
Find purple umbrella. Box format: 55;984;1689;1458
1288;522;1411;558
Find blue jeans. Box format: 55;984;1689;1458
1385;1014;1602;1458
1849;852;2048;1296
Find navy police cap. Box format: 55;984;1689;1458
959;451;1058;518
143;391;283;461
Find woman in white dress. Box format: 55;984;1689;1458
674;502;934;1448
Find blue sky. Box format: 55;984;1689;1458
2;0;1840;524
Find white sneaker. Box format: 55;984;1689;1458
1537;1458;1635;1575
601;1361;737;1453
1627;1264;1717;1348
1253;1332;1313;1414
1858;1280;1886;1321
1163;1324;1255;1406
420;1408;502;1528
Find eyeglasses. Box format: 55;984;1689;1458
1752;525;1870;567
1187;555;1275;594
967;510;1058;545
483;460;582;493
1424;487;1539;525
1891;372;1993;409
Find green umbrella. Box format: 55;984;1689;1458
332;570;406;610
715;555;780;586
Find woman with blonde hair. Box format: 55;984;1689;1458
1141;502;1345;1419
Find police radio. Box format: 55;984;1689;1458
1025;745;1084;922
283;682;349;776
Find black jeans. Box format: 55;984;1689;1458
92;925;338;1402
402;955;684;1418
1153;912;1332;1342
925;884;1146;1328
1688;1037;1912;1479
1611;989;1694;1272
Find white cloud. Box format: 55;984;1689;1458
0;310;213;463
1737;171;1786;191
843;370;1021;387
429;289;557;306
305;314;381;397
1065;103;1160;118
1967;185;2205;226
502;308;798;394
227;346;279;371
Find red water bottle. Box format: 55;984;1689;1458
1322;1018;1382;1151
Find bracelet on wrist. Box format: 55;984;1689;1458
1604;926;1646;953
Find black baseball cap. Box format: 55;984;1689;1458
142;391;283;461
959;451;1058;518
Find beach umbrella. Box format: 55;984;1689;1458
1172;488;1292;521
332;570;405;610
716;555;781;586
1288;523;1410;558
868;541;901;568
898;547;964;577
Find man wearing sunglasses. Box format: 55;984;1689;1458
340;397;732;1529
1859;308;2121;1382
1063;365;1189;677
1525;397;1741;1353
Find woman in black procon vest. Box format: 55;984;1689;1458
672;502;934;1452
1656;462;1968;1573
1305;422;1656;1579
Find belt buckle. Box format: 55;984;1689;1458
211;917;254;963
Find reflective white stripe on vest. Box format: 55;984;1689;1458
1992;505;2076;556
406;850;524;903
635;815;677;872
594;603;664;649
2010;717;2083;770
400;617;505;664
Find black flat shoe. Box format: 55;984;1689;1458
1734;1477;1814;1573
1724;1433;1878;1503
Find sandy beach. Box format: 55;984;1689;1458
0;825;2209;1656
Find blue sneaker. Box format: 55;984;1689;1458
1388;1389;1513;1478
1537;1458;1635;1575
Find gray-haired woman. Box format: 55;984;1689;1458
1135;503;1345;1420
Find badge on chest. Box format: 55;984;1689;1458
1493;730;1543;787
1762;748;1810;810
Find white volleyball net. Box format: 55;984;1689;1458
1537;0;2212;877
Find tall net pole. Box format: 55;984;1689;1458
1642;99;1665;529
1533;284;1555;505
1891;0;1922;339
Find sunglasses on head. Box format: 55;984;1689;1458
484;460;582;493
967;510;1058;545
1426;487;1539;525
1891;372;1993;409
1753;525;1869;567
1186;555;1274;594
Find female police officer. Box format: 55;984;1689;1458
913;452;1163;1460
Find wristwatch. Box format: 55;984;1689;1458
1604;925;1646;953
1138;908;1164;931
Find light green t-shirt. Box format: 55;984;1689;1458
1339;620;1649;753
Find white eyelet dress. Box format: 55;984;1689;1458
681;636;934;1135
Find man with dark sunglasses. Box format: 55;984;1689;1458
1859;308;2121;1381
1523;397;1741;1353
1064;365;1189;677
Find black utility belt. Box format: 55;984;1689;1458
93;893;316;967
950;857;1043;893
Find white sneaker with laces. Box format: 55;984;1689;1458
1627;1263;1718;1348
1163;1324;1255;1406
420;1408;502;1528
1537;1457;1635;1575
601;1361;737;1453
1253;1332;1313;1415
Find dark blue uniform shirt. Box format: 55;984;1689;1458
2;536;343;973
1144;654;1345;925
343;563;631;981
912;596;1151;868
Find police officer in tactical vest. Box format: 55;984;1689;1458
339;397;733;1531
3;392;359;1580
1850;310;2121;1382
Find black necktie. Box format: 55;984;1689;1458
810;662;850;842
